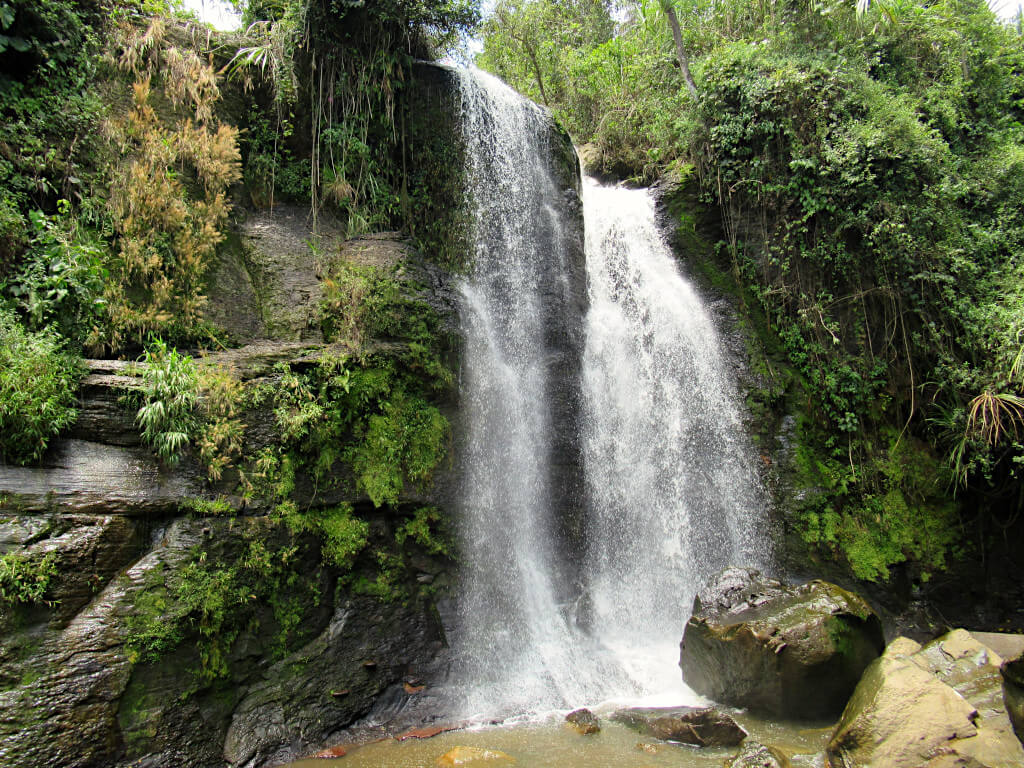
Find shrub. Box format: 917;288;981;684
0;551;58;608
134;338;199;466
0;309;82;464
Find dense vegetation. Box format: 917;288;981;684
0;0;470;676
4;0;1023;650
481;0;1024;587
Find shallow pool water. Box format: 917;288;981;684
285;709;833;768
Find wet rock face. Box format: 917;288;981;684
610;706;747;747
679;566;885;719
0;514;449;768
1004;652;1024;745
826;630;1024;768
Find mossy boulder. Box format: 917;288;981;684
565;707;600;735
679;567;884;719
826;630;1024;767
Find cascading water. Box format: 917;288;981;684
453;68;615;718
453;68;768;719
580;179;769;691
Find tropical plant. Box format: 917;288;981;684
134;338;200;466
101;19;242;350
0;551;58;608
0;308;82;465
4;203;108;346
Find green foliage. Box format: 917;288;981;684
0;308;82;465
320;261;454;387
3;204;108;345
133;339;200;466
351;548;406;603
181;495;234;516
126;528;323;682
265;351;450;508
230;0;479;262
0;551;58;608
277;501;369;569
482;0;1024;579
477;0;615;126
794;424;960;581
0;0;105;213
195;363;246;482
395;506;450;556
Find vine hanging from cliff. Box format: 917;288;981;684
227;0;478;242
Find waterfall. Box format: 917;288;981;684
580;179;769;690
453;68;610;718
452;68;767;719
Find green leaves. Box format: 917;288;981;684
0;2;29;54
133;339;200;466
0;309;81;465
0;551;58;608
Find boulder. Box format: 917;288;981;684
565;707;600;735
435;746;516;765
611;706;747;747
826;630;1024;767
679;567;884;718
728;741;792;768
1004;652;1024;746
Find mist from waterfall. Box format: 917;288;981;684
452;68;767;719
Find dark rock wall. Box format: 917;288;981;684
539;119;589;576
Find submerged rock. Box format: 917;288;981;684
435;746;516;765
565;707;600;734
679;566;884;718
826;630;1024;767
1003;652;1024;746
611;706;747;747
728;741;792;768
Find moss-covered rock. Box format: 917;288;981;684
826;630;1024;768
679;566;884;719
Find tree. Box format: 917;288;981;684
477;0;615;111
658;0;698;99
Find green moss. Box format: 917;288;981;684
826;616;857;659
395;506;450;557
181;496;234;517
124;518;333;686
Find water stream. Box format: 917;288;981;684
453;68;614;718
580;179;769;690
451;69;768;718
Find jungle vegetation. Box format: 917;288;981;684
3;0;1024;597
0;0;471;663
480;0;1024;584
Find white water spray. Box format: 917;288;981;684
580;179;769;693
452;69;768;719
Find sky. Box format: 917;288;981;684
180;0;241;30
182;0;1022;32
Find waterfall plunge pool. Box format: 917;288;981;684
283;709;833;767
